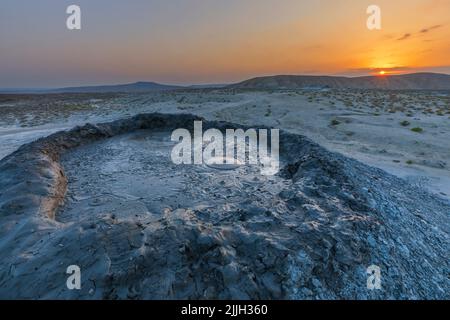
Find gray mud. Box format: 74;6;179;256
0;113;448;299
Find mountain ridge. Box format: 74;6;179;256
50;81;183;93
229;72;450;90
2;73;450;93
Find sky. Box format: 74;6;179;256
0;0;449;88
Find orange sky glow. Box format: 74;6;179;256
0;0;449;87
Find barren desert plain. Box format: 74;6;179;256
1;89;449;197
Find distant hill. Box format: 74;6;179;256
50;81;184;93
188;83;229;89
2;73;450;94
230;73;450;90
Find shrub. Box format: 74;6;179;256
411;127;423;133
400;120;410;127
331;119;340;126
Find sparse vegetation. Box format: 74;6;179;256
331;119;341;126
411;127;423;133
400;120;410;127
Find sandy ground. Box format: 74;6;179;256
0;89;449;198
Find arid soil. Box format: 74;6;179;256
0;113;448;299
1;89;449;197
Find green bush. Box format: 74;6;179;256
400;120;410;127
411;127;423;133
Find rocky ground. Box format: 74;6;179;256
0;113;448;299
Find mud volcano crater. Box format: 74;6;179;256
0;113;448;299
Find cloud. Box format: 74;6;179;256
396;24;443;41
420;25;442;33
397;33;411;41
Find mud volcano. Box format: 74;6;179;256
0;113;448;299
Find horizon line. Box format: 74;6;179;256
1;71;450;91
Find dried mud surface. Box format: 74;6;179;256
0;113;448;299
